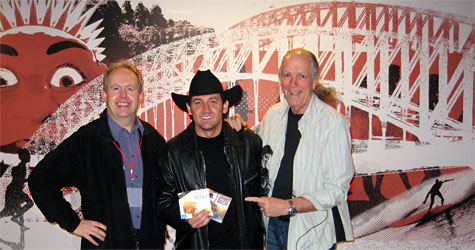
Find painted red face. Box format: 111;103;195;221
0;32;106;152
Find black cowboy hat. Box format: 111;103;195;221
171;70;243;112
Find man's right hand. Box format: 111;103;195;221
186;210;210;228
73;220;107;246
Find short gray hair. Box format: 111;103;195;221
103;60;144;92
278;48;319;81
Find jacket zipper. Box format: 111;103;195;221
223;146;247;248
244;172;259;185
197;150;209;248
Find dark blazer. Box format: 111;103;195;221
157;122;264;249
28;111;166;249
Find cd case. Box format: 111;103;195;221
209;189;232;223
178;188;231;223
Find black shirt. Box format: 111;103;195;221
272;109;303;200
197;132;238;249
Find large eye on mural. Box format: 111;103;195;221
0;68;18;87
50;66;85;88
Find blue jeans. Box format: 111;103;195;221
266;217;337;250
266;217;290;250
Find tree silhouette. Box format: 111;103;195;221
89;0;128;63
83;1;214;62
123;1;135;25
150;5;168;29
134;3;151;30
169;18;175;27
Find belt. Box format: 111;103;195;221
277;216;290;222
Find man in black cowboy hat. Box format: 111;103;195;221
157;70;264;249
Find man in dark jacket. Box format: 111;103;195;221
28;60;166;249
157;70;264;249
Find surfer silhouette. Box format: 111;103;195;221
0;148;34;228
423;178;453;213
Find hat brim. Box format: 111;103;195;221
222;85;243;109
172;85;243;112
171;93;190;112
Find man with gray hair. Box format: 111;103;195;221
29;60;167;249
245;48;354;249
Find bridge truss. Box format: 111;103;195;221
30;2;474;156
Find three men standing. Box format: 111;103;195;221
29;48;354;250
157;70;264;249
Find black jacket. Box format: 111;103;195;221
28;111;166;249
157;122;264;249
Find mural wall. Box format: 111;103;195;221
1;0;474;249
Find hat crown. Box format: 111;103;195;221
171;70;243;112
189;70;224;96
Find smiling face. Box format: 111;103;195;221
101;67;144;131
186;93;229;138
279;53;318;114
0;32;106;152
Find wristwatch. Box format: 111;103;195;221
288;199;297;216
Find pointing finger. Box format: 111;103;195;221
245;197;264;203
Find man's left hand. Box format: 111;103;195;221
245;196;288;217
225;114;246;132
186;210;210;228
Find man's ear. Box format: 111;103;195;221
222;100;229;114
139;91;145;106
312;76;319;90
100;89;107;102
186;102;192;115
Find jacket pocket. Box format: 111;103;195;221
243;172;260;197
244;172;259;185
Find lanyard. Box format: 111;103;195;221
113;138;143;179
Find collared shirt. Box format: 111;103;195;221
107;114;144;229
258;94;355;249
